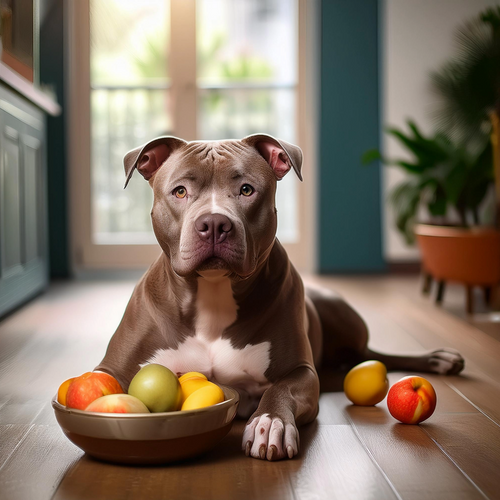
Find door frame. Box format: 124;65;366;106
67;0;319;273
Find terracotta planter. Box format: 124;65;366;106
414;224;500;313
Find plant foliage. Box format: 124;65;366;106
430;7;500;145
363;121;493;244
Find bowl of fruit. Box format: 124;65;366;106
52;365;239;465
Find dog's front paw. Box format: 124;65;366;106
242;413;299;461
427;348;465;375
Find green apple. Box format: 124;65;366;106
128;364;182;412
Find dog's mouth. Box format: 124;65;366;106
176;238;250;279
196;256;230;272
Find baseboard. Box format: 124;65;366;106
72;268;148;281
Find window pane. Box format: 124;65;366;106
198;88;295;140
90;0;171;243
91;89;171;243
90;0;170;86
197;0;297;85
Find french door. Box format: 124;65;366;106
68;0;318;272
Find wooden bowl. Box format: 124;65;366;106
52;385;239;465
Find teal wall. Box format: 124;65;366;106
318;0;385;273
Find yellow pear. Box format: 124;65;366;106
181;383;225;411
343;360;389;406
179;378;212;405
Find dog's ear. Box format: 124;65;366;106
242;134;303;181
123;136;188;188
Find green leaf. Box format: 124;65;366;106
361;149;382;165
385;125;449;168
427;185;448;216
389;181;421;245
429;8;500;143
392;160;430;174
444;161;469;204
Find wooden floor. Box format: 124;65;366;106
1;275;500;500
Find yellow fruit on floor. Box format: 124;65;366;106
179;378;212;404
178;371;207;384
343;360;389;406
57;377;76;406
181;383;224;411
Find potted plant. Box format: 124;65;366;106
363;121;499;313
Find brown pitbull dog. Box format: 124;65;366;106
95;134;465;461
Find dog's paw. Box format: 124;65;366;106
427;348;465;375
242;413;299;461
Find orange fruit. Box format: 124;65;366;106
57;377;76;406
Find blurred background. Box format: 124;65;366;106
1;0;500;320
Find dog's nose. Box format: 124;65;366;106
195;214;233;244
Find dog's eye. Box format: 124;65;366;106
240;184;254;197
173;186;187;198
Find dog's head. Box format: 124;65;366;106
123;134;303;279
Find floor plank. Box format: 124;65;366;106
443;374;500;427
0;399;46;425
287;424;399;500
0;425;82;500
0;425;31;469
422;414;500;499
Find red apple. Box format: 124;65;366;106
85;394;149;413
66;372;124;410
387;376;437;424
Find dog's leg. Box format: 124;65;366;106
362;347;464;375
306;285;465;375
242;365;319;461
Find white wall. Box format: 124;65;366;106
382;0;500;261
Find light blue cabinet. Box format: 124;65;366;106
0;84;48;316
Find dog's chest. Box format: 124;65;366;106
146;277;272;396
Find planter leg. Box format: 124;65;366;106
491;284;500;311
466;286;474;315
436;281;446;305
422;273;433;295
483;287;492;306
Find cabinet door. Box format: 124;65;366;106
22;135;43;265
0;91;48;317
0;124;23;278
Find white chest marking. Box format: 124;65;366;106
145;273;272;401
